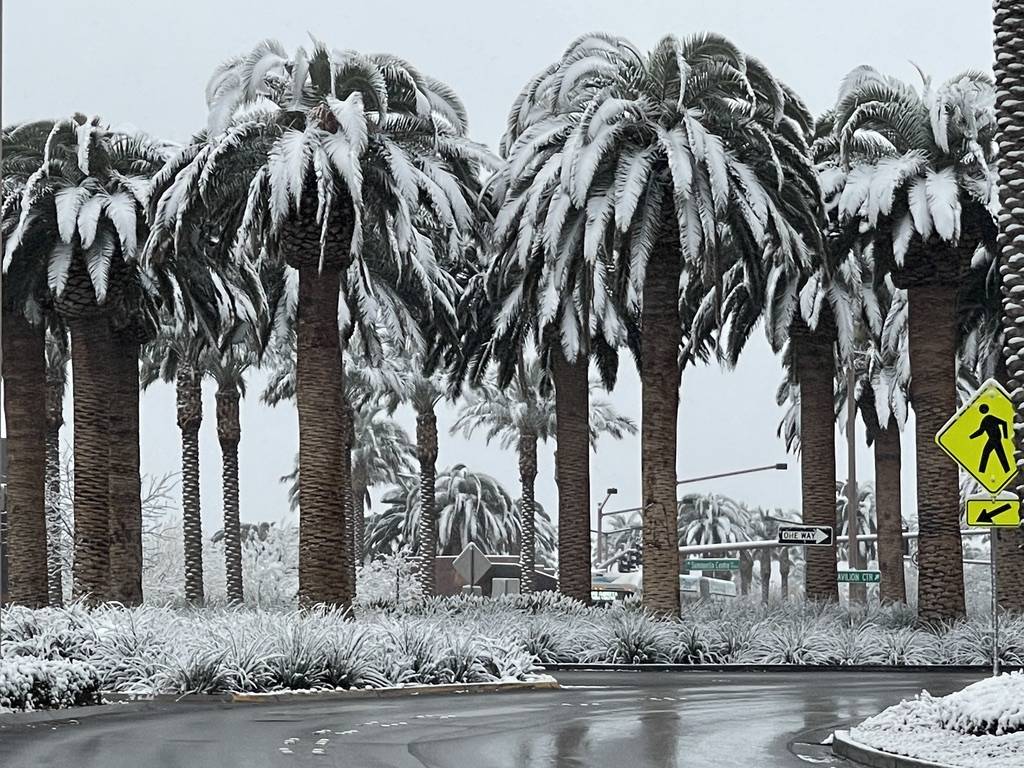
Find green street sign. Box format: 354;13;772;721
838;570;881;584
686;558;740;572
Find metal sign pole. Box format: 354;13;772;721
991;529;1000;677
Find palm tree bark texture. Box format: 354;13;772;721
640;247;683;616
415;406;439;596
551;348;591;604
910;291;965;620
294;264;350;607
68;313;115;603
45;350;65;607
874;419;907;604
216;384;243;604
792;315;839;602
518;429;539;593
177;363;205;605
339;395;357;601
108;336;144;606
995;0;1024;613
1;307;48;606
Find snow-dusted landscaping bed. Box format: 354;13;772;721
2;595;1024;712
0;656;102;712
850;673;1024;767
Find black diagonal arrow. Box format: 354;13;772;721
977;503;1013;525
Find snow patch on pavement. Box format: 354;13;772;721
851;673;1024;767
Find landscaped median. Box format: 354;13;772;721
834;673;1024;768
2;594;1024;715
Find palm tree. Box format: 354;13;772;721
1;122;51;607
205;337;256;604
833;67;998;622
493;34;818;614
452;355;634;592
140;325;211;604
366;464;556;564
154;39;486;606
6;116;164;603
994;1;1024;613
678;493;752;580
44;333;69;606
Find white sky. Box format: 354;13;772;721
1;0;996;533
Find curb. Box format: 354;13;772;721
832;730;956;768
0;678;559;726
540;663;1018;673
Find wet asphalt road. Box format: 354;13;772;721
0;670;985;768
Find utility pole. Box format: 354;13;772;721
847;366;866;604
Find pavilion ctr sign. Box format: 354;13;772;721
837;570;880;584
778;525;833;547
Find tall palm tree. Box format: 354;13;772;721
492;34;818;614
44;333;69;606
1;121;50;607
6;116;164;604
833;67;998;622
154;39;486;606
140;325;211;604
452;355;634;592
994;0;1024;613
205;337;255;604
367;464;556;564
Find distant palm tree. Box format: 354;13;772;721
677;493;752;580
140;325;211;604
452;356;634;592
993;0;1024;612
834;66;998;622
366;464;556;564
44;334;69;606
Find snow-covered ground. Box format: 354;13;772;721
851;673;1024;767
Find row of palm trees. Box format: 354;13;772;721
3;19;1023;622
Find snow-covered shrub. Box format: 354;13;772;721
937;673;1024;736
355;551;422;608
0;656;101;711
584;611;672;663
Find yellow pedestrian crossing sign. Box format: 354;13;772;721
965;493;1022;528
935;378;1018;494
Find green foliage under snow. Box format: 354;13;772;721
0;656;101;712
2;597;1022;708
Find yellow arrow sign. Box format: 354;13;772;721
936;378;1018;494
965;494;1022;528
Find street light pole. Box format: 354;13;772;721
847;365;865;604
675;463;788;486
595;488;618;565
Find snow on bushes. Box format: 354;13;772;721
851;674;1024;767
0;656;101;712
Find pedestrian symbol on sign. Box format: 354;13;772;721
935;378;1018;494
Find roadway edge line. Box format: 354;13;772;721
832;729;957;768
0;678;561;726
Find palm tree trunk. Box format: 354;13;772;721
177;363;204;605
415;405;439;595
994;0;1024;613
295;265;349;607
759;548;771;605
779;548;791;600
518;429;539;593
738;550;753;596
352;469;367;565
994;355;1024;610
640;247;682;616
1;307;48;606
874;419;907;604
339;395;356;602
792;317;838;602
908;283;965;622
216;384;243;605
108;338;143;606
68;314;113;603
45;352;65;607
552;348;591;604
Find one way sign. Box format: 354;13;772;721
778;525;833;547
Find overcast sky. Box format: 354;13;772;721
1;1;996;535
